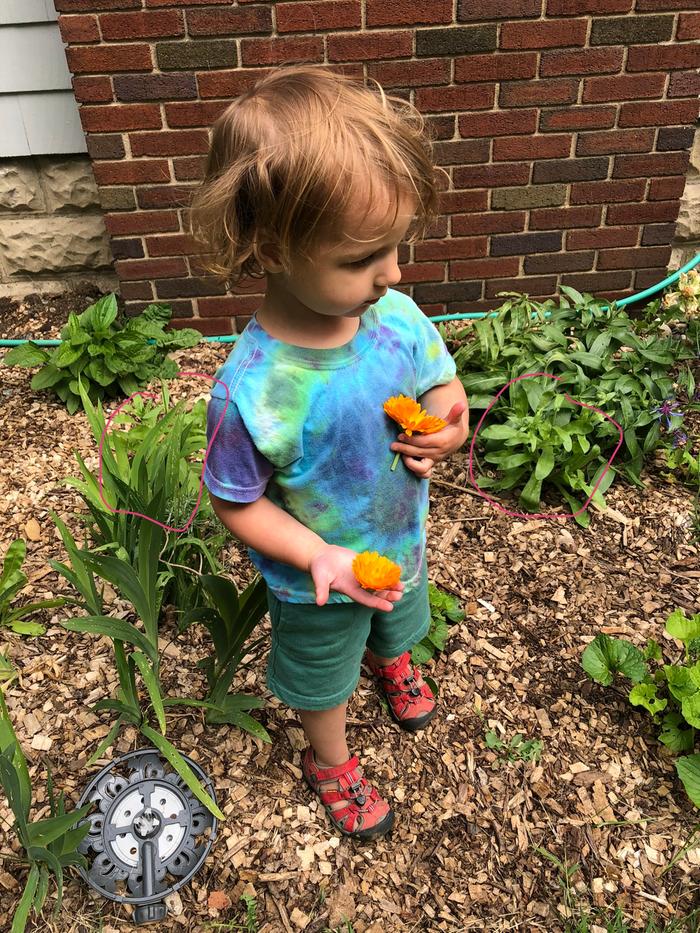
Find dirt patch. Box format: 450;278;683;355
0;284;108;341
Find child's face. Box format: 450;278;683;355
275;193;415;319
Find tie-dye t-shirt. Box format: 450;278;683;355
204;288;456;603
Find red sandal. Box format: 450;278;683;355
301;747;394;841
366;650;437;732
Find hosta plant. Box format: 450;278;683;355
2;294;202;415
582;609;700;808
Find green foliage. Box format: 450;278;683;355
411;583;464;665
445;289;694;524
0;539;69;636
0;691;91;933
485;728;543;765
2;295;202;415
581;609;700;808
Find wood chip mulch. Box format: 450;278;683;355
1;294;699;932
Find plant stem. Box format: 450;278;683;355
390;452;400;471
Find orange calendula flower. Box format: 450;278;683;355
352;551;401;591
383;394;447;470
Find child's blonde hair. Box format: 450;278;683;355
190;65;441;284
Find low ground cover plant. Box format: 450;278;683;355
1;540;68;636
582;609;700;808
2;294;202;414
411;583;464;665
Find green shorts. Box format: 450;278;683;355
265;561;430;711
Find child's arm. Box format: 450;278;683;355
210;493;403;611
390;376;469;478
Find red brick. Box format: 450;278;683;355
678;13;700;39
440;190;489;213
637;0;700;9
532;157;609;184
274;1;360;31
66;43;152;73
450;257;521;278
547;0;631;11
613;152;690;179
240;36;323;66
560;270;631;293
80;104;162;133
634;267;672;290
197;68;266;99
529;205;602;229
100;10;183;39
458;0;542;18
415;85;494;112
146;0;240;4
327;31;412;62
501;18;587;49
576;128;654;155
453;164;531;188
582;73;666;103
136;186;195;209
426;115;457;140
198;296;262;318
105;210;180;235
493;134;571;160
597;246;671;270
539;106;616;132
72;76;113;103
415;238;488;261
145;233;197;256
130;130;210;157
174;315;230;335
485;275;556;298
116;257;188;280
187;7;271;35
570;179;646;204
458;109;537;137
566;226;639;250
539;47;623;76
491;231;562;256
114;73;197;102
56;0;138;8
165;101;228;128
367;0;451;26
433;139;490;165
368;59;451;88
156;277;227;298
525;251;594;274
87;134;125;159
452;212;527;235
668;72;700;99
606;201;680;224
499;78;578;107
627;45;700;72
398;263;446;284
173;157;207;181
649;177;686;201
619;100;700;128
93;160;171;185
455;52;537;82
59;14;99;42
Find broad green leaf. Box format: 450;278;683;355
676;754;700;808
480;424;522;441
666;609;700;645
659;712;695;754
628;682;667;717
519;471;542;511
3;343;50;368
140;725;224;820
62;616;156;664
581;633;647;686
682;692;700;730
410;641;433;665
534;446;555;481
665;665;697;702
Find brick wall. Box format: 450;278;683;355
55;1;700;334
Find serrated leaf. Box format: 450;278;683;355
676;754;700;808
628;682;667;717
581;633;647;686
666;609;700;645
659;712;695;754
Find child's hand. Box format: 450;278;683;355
390;402;468;479
308;545;404;611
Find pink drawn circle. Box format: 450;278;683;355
467;372;623;521
97;371;230;533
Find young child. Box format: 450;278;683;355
193;65;469;841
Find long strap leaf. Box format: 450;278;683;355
10;863;39;933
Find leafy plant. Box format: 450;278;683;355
1;540;69;636
411;583;464;665
582;610;700;808
0;690;91;933
2;294;202;415
484;728;543;765
445;288;694;524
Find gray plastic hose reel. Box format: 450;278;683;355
76;748;218;924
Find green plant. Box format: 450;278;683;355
0;690;91;933
484;728;543;765
411;583;464;665
1;540;69;636
2;295;202;414
446;288;693;525
582;610;700;808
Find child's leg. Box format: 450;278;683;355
299;702;349;767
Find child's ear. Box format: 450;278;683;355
254;240;285;274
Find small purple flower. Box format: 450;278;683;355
672;429;688;448
652;397;684;430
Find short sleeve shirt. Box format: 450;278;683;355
204;288;456;603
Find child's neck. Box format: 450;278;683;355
257;292;360;350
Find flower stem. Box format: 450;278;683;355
390;452;401;471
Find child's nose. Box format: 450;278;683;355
375;251;401;288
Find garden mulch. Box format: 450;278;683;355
0;293;699;932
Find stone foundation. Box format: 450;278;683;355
670;128;700;272
0;155;117;299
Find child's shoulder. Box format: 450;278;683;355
376;289;438;335
209;319;263;401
